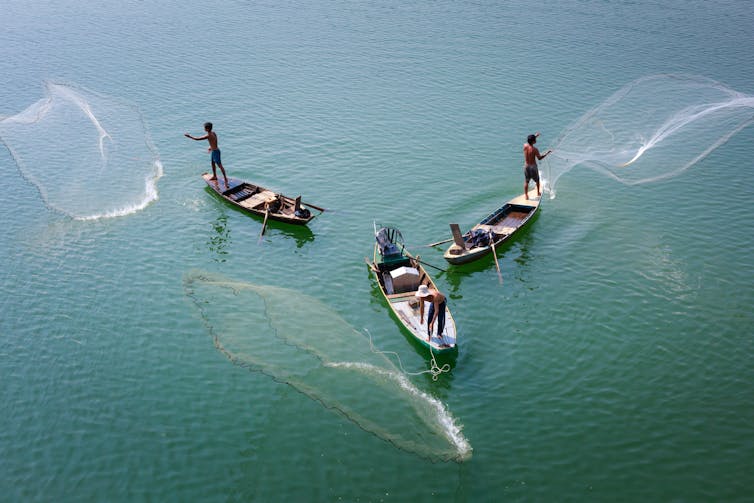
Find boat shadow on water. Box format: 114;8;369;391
204;186;316;248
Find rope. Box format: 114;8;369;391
427;342;452;381
364;328;450;381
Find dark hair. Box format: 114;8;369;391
204;122;213;131
527;134;537;145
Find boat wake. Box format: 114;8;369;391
0;81;162;219
183;270;472;462
542;74;754;197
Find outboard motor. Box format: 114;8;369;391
376;227;402;258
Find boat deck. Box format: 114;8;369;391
238;190;278;210
476;210;531;235
390;296;457;349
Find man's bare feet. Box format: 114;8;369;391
209;176;217;181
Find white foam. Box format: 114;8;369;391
327;361;473;459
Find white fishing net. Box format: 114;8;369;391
0;81;162;219
183;270;472;462
543;74;754;197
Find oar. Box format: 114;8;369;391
415;257;447;274
259;208;270;242
401;243;448;274
424;237;453;248
488;231;503;284
301;201;327;212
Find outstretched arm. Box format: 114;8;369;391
184;133;209;141
537;149;552;160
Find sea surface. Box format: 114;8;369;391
2;1;753;501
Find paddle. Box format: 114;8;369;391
259;208;270;242
414;256;447;274
398;241;448;274
301;201;327;212
488;231;503;284
424;237;454;248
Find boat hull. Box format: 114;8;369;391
443;188;540;264
368;243;457;354
202;173;318;225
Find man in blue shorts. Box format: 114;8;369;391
185;122;229;188
416;284;447;342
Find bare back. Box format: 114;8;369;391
207;131;219;151
433;290;446;305
523;143;540;166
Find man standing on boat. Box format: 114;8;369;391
416;284;447;341
523;132;552;200
185;122;229;188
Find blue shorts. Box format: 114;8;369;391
428;300;447;336
211;149;222;164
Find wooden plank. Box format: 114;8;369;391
507;186;541;206
449;223;466;249
387;291;416;300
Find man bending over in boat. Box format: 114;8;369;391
523;132;552;200
185;122;229;188
416;284;447;342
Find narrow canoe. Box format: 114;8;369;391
443;187;540;265
202;173;321;225
367;225;457;353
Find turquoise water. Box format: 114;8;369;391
2;0;754;500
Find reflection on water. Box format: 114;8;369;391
272;223;315;249
207;214;230;263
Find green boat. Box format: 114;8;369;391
366;225;457;353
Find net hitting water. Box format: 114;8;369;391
542;74;754;197
0;81;162;220
183;270;472;462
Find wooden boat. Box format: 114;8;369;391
443;187;540;265
367;225;457;353
202;173;322;225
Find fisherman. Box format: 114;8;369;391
185;122;229;188
416;284;447;341
523;132;552;200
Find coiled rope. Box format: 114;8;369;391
364;328;450;381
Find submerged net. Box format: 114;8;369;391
183;270;472;462
0;81;162;219
543;74;754;197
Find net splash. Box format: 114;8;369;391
542;74;754;198
0;81;162;219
